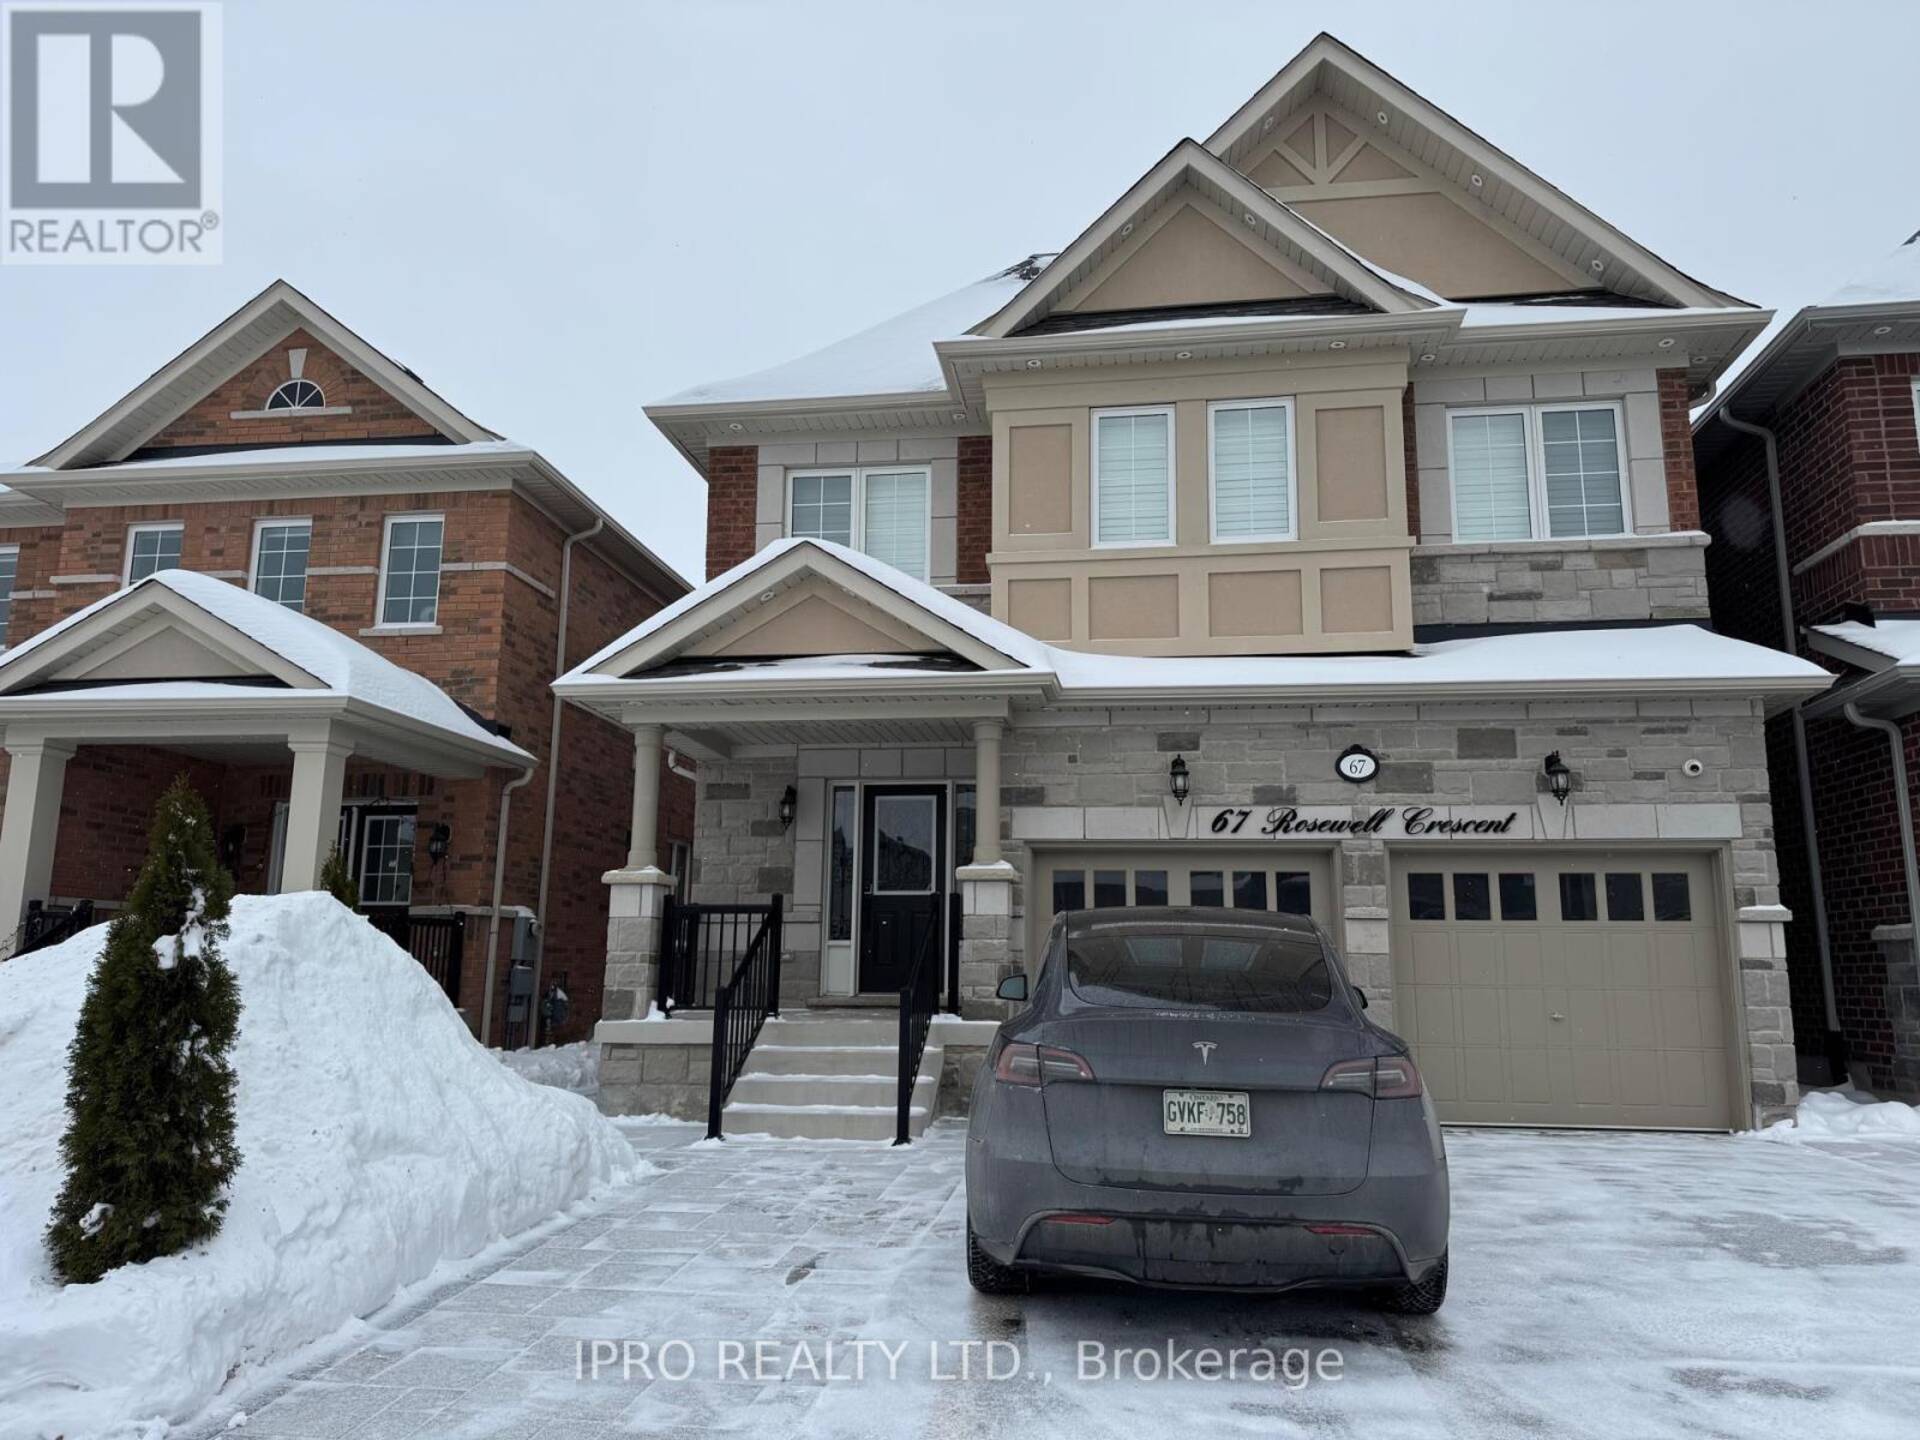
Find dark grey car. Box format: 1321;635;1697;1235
965;906;1449;1311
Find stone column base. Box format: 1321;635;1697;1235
957;861;1017;1019
1738;904;1799;1124
601;866;674;1022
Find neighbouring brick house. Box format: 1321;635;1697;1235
0;281;692;1045
1694;232;1920;1095
559;34;1827;1138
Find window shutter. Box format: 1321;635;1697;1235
1212;403;1291;539
1450;412;1532;542
862;470;929;580
1096;411;1172;544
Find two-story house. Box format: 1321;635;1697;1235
1694;232;1920;1098
0;281;693;1045
559;34;1827;1136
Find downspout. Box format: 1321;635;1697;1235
1842;704;1920;966
481;766;536;1045
529;517;604;1046
1716;410;1841;1039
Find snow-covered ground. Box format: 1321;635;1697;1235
492;1040;599;1095
211;1122;1920;1440
1754;1086;1920;1141
0;894;639;1440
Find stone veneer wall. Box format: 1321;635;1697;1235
687;755;812;1001
1411;534;1710;629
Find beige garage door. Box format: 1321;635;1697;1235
1030;848;1337;967
1390;851;1732;1129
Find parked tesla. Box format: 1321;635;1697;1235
965;906;1449;1311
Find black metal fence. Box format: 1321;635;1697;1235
706;896;784;1139
895;910;942;1145
659;898;784;1013
1;899;97;962
366;909;464;1007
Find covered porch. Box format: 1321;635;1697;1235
0;571;534;1014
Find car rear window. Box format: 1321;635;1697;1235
1065;925;1336;1013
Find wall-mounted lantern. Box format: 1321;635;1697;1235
1169;755;1191;807
1543;752;1573;807
778;785;797;830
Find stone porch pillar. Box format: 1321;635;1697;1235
282;731;352;892
602;723;673;1021
0;737;75;930
957;718;1017;1017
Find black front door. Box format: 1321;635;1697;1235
858;786;945;993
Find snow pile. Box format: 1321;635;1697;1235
0;893;637;1438
493;1039;598;1094
1755;1087;1920;1142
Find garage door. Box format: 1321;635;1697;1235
1031;849;1337;968
1390;851;1731;1129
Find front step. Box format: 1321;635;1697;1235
721;1013;943;1141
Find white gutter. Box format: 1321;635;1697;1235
481;766;537;1046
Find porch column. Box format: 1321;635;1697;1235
956;718;1018;1018
282;732;352;892
601;723;674;1035
0;738;75;930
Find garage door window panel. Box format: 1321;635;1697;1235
1134;869;1169;906
1652;872;1691;922
1275;871;1311;917
1191;871;1225;908
1053;871;1086;914
1606;873;1645;922
1559;873;1598;921
1407;872;1446;921
1093;870;1127;908
1453;872;1492;921
1498;873;1537;921
1232;870;1269;910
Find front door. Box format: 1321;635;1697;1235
858;787;945;993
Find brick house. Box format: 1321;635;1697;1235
0;281;693;1046
1694;232;1920;1095
558;34;1827;1138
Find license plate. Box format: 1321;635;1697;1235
1162;1089;1251;1137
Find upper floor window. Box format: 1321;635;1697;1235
266;378;326;411
1209;398;1295;542
1093;406;1174;547
1448;402;1628;543
0;545;17;647
377;513;443;626
125;522;184;582
251;519;312;611
788;467;930;581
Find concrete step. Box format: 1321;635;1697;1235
721;1100;933;1142
755;1016;900;1047
730;1069;938;1108
749;1044;900;1076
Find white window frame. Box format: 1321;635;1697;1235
248;516;313;609
786;466;933;581
1091;404;1178;549
374;511;445;630
123;521;185;583
1910;379;1919;446
1446;400;1632;543
0;542;18;649
1207;396;1297;544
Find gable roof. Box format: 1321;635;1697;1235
1206;33;1741;311
973;140;1432;340
31;280;500;470
0;569;533;769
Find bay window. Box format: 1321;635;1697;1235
1448;402;1629;543
788;467;931;581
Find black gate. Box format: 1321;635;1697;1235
658;897;784;1013
365;909;464;1006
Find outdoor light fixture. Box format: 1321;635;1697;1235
779;786;797;830
1543;751;1573;806
427;822;451;862
1169;755;1191;806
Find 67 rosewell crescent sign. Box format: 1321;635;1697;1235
1204;805;1524;841
1;1;222;263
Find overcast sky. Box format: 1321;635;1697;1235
2;0;1914;584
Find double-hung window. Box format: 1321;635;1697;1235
1448;402;1628;543
251;519;312;610
125;522;184;582
1209;398;1295;542
787;467;931;581
377;513;444;626
1093;405;1175;546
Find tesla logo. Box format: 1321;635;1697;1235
1192;1041;1217;1065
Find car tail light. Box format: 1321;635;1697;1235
993;1042;1095;1086
1044;1213;1115;1226
1319;1056;1423;1098
1305;1223;1375;1237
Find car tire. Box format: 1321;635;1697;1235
1380;1250;1448;1315
966;1218;1029;1294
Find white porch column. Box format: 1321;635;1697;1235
282;731;352;892
626;723;663;871
0;738;75;930
972;719;1004;866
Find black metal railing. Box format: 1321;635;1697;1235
1;899;97;962
706;895;784;1139
945;890;963;1015
659;898;784;1013
365;909;464;1007
895;910;942;1145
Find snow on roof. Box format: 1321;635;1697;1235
1810;619;1920;668
0;569;532;762
1457;303;1752;330
657;264;1043;407
1821;232;1920;308
3;439;530;478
